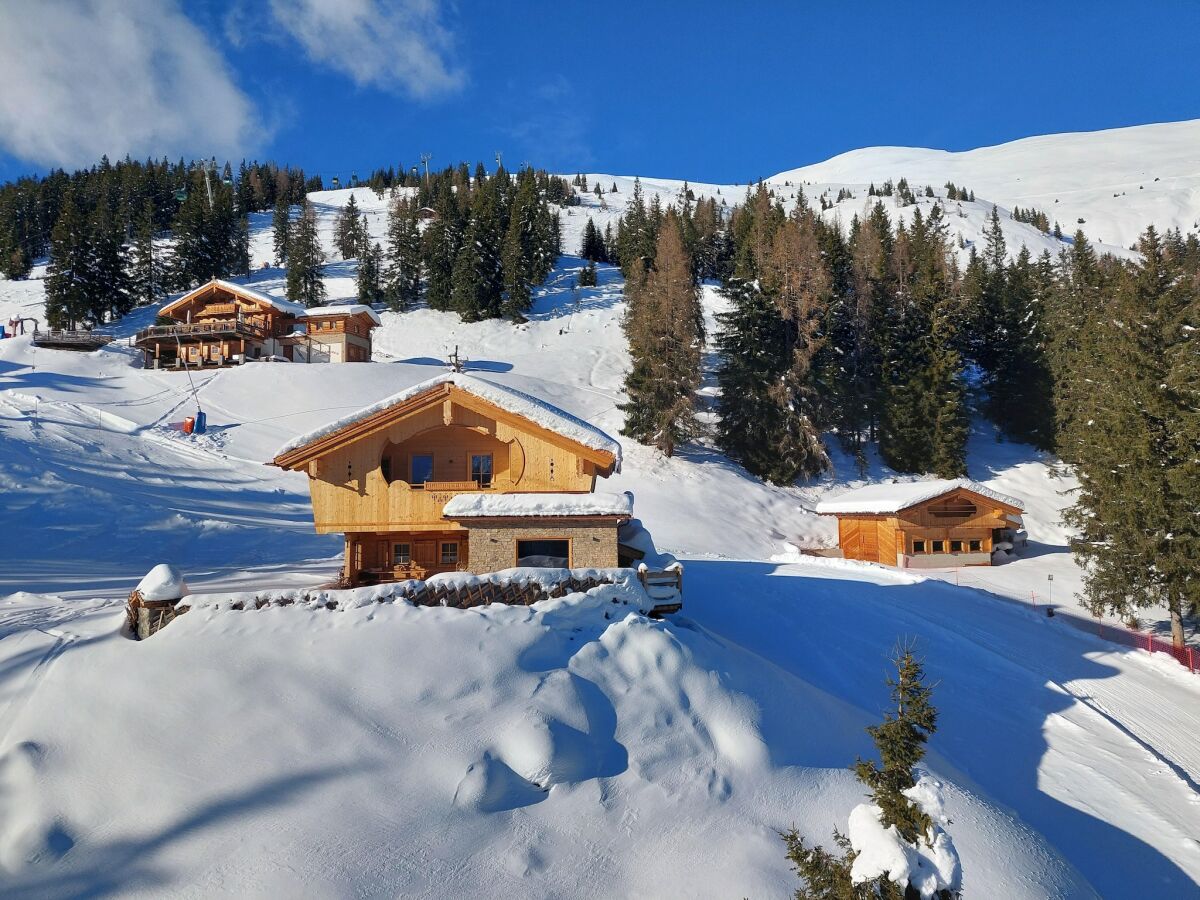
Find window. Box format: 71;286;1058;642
410;454;434;487
471;453;493;488
912;539;926;554
968;539;982;552
440;542;459;565
517;539;570;568
950;540;964;553
393;543;411;565
931;540;946;553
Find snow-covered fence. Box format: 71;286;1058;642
129;568;673;638
1090;620;1198;674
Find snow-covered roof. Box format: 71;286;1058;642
274;373;622;469
814;478;1024;515
300;304;383;325
443;491;634;519
164;279;307;317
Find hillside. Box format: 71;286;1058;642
2;119;1200;897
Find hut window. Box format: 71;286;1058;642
517;539;570;568
393;543;411;565
440;542;459;565
912;539;926;554
969;539;982;552
950;540;964;553
931;540;946;553
411;454;434;487
471;454;493;488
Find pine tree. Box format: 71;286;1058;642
44;192;91;329
780;648;954;900
335;193;368;259
272;196;291;264
577;261;597;287
357;241;384;304
384;198;421;311
286;200;326;307
85;200;131;323
129;199;160;305
619;211;702;456
424;189;462;312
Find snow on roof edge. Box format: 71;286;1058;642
443;491;633;519
300;304;383;325
814;478;1024;515
274;372;622;468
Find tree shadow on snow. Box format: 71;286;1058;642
676;559;1199;897
0;762;378;899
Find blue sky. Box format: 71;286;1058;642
1;0;1198;185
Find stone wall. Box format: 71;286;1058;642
466;521;619;573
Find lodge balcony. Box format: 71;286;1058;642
132;320;269;346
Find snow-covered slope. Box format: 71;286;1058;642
771;118;1200;250
3;120;1200;897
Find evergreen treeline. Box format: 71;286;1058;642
7;155;319;327
369;163;567;321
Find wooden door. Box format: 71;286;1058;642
414;540;437;570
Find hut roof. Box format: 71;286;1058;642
815;479;1024;515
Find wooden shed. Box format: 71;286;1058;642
816;479;1025;568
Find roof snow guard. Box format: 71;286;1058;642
272;373;622;473
814;478;1024;515
444;491;634;519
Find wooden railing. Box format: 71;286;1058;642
32;329;114;348
134;320;267;343
418;479;490;491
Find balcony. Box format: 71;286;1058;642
133;320;268;346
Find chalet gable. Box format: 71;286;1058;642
160;279;306;323
272;374;621;475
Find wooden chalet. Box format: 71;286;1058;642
816;479;1025;568
133;280;379;368
271;373;630;586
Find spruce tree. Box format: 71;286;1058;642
384;198;422;311
286;200;326;307
357;241;384;304
128;199;159;305
44;192;91;329
335;194;368;260
780;647;954;900
272;196;291;264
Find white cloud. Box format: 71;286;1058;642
0;0;261;169
269;0;464;98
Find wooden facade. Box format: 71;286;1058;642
133;281;377;368
273;378;624;586
823;486;1023;568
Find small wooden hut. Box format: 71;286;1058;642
816;479;1025;568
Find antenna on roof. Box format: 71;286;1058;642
447;345;468;373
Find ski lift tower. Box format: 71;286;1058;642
420;153;432;187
